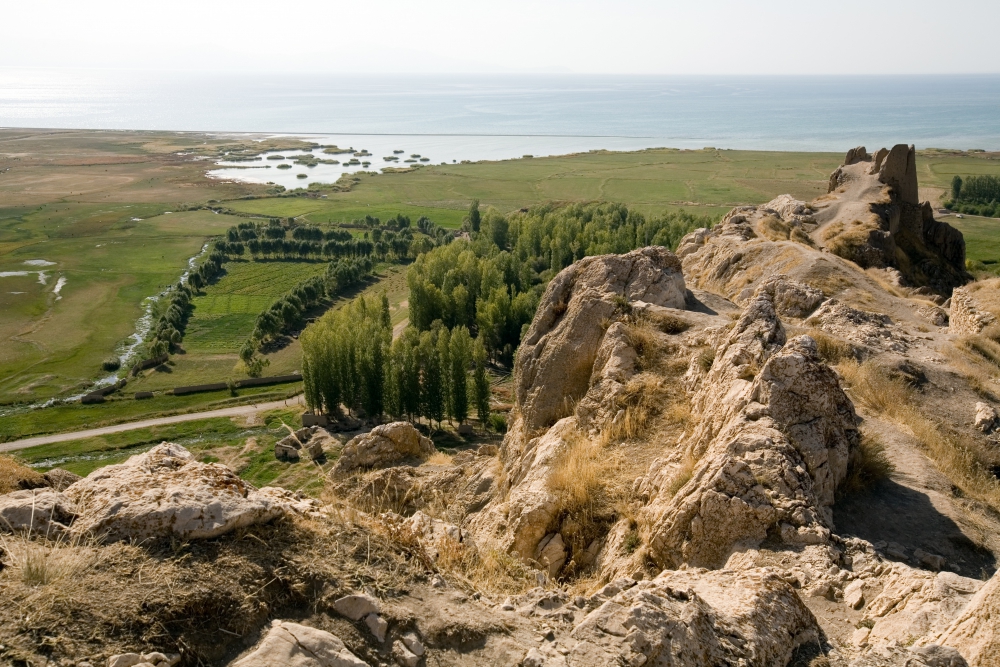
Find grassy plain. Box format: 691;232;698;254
3;128;1000;442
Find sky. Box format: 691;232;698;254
4;0;999;75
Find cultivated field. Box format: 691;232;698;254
3;128;1000;440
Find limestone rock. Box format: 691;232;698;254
933;569;1000;667
907;644;969;667
534;532;567;578
465;417;577;563
42;468;81;491
64;442;286;542
568;568;819;667
515;246;685;430
807;299;907;352
333;422;435;475
364;613;387;643
974;402;998;434
231;620;368;667
863;564;983;649
392;640;419;667
333;594;381;621
642;288;858;568
736;274;825;319
0;488;77;535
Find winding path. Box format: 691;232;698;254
0;395;304;454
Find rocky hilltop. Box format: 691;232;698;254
2;147;1000;667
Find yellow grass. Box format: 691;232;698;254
0;455;45;495
837;359;1000;509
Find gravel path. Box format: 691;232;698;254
0;395;304;453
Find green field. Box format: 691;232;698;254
184;260;328;351
950;214;1000;266
4;129;1000;438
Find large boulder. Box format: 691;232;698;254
231;620;368;667
64;442;289;542
0;488;77;535
860;564;984;651
332;422;435;475
568;568;820;666
515;246;686;430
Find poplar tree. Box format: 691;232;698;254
473;338;491;424
450;326;472;424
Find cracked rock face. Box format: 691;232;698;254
515;246;686;431
63;442;289;542
568;568;819;667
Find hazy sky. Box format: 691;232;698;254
5;0;999;75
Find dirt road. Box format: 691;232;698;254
0;395;304;453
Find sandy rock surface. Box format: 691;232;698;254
231;621;368;667
332;422;435;475
63;442;288;541
515;246;686;431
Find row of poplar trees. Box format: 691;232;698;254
300;295;491;426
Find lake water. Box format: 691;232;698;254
3;69;1000;187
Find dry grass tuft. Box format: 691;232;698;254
960;335;1000;369
424;451;454;466
809;329;857;365
840;430;895;496
0;455;46;495
837;359;1000;509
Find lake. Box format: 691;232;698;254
3;70;1000;186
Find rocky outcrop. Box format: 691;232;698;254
0;488;77;535
64;442;289;542
821;145;969;293
515;246;686;431
231;620;368;667
568;568;819;666
933;570;1000;667
645;338;858;567
332;422;435;475
468;418;578;562
861;565;984;649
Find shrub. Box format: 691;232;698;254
488;412;508;433
840;431;895;496
101;357;121;372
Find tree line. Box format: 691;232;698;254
949;175;1000;218
406;201;715;364
301;295;490;426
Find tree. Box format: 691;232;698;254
472;338;491;424
419;331;445;426
380;292;391;329
952;175;963;201
449;327;472;424
468;199;481;233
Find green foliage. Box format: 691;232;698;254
473;339;491;424
407;202;716;364
950;175;1000;218
301;296;390;418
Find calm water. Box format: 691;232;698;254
3;70;1000;185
